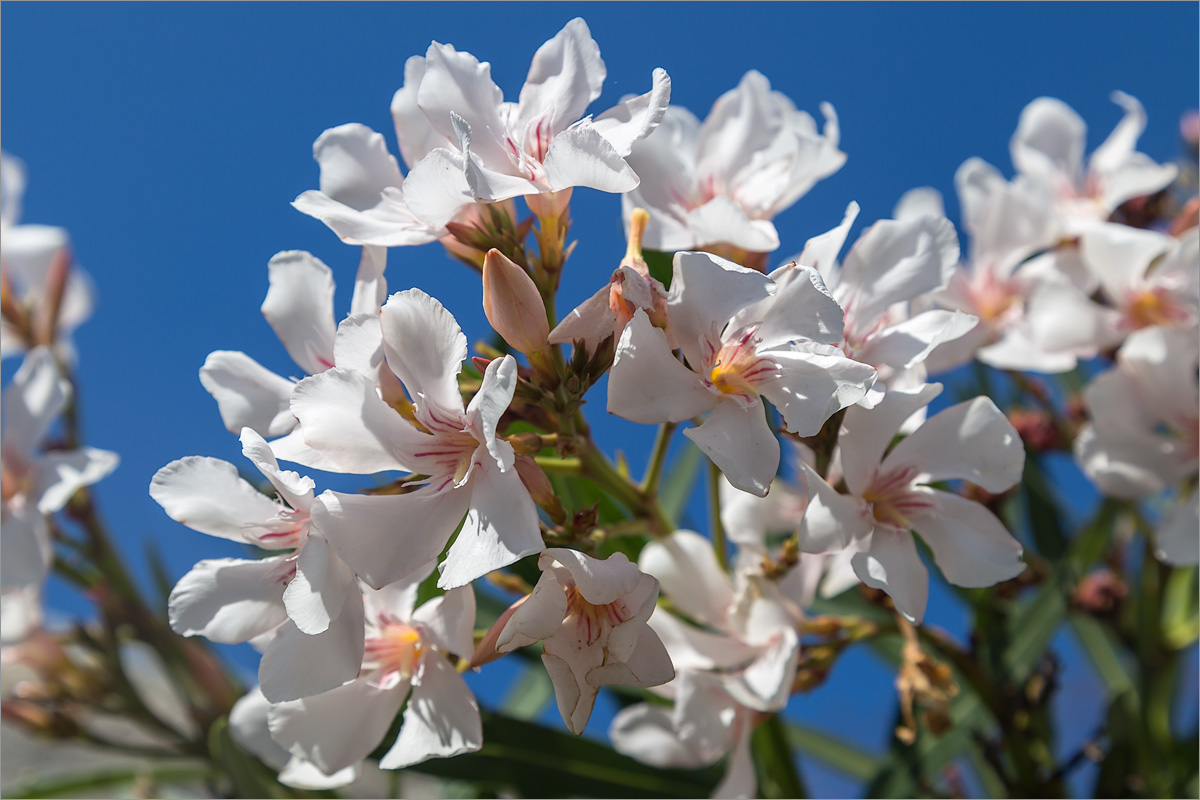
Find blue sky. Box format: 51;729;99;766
4;2;1197;797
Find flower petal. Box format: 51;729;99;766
199;351;297;439
909;489;1025;587
757;344;876;438
684;399;778;497
608;309;715;424
262;251;337;374
390;55;444;167
638;531;732;628
350;246;387;316
1156;490;1199;567
3;347;69;461
33;447;119;514
411;585;477;660
380;651;482;768
751;266;844;348
838;383;943;496
465;355;517;471
1010;97;1086;182
851;529;929;623
684;195;779;253
515;18;605;140
439;461;541;589
795;461;873;554
312;488;468;591
610;703;713;769
380;289;467;420
400;149;476;229
546;548;641;606
542;123;640;194
150;456;285;542
418;41;510;168
167;557;290;643
668;251;775;369
592;68;672;157
283;533;359;635
258;602;365;704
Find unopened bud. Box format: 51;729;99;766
470;595;528;668
514;455;565;524
1008;407;1059;451
483;249;550;356
1074;569;1126;616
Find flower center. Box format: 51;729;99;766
707;327;778;399
1125;287;1185;330
564;584;629;646
862;466;933;530
365;620;424;680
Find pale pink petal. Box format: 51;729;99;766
1010;97;1086;182
851;529;929;623
380;289;467;420
638;531;732;628
684;195;779;252
258;603;365;704
380;651;482;768
268;676;406;776
411;586;477;660
668;251;775;369
3;347;68;461
884;396;1025;493
312;488;469;591
589;622;675;690
283;533;359;635
610;704;713;769
757;345;876;437
199;351;297;439
838;383;943;496
33;447;118;514
648;609;756;671
712;716;757;800
542;646;601;735
262;251;337;375
542;124;640;194
515;18;605;139
149;457;284;542
547;283;616;350
465;356;517;471
607;309;715;424
684;399;778;497
727;627;798;712
548;548;641;606
795;461;873;554
592;68;672;157
496;569;568;652
908;489;1025;588
439;460;541;589
167;557;290;643
290;368;424;474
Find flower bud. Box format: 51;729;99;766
482;249;549;355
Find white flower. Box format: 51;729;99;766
607;251;875;496
200;247;388;457
1075;326;1199;565
151;428;363;702
1;349;118;643
799;383;1026;622
295;289;542;590
623;70;845;254
495;548;673;735
268;571;480;777
1010;92;1177;233
402;18;670;208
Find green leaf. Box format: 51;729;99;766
643;249;675;289
660;440;702;524
1;764;211;799
404;710;721;798
1069;614;1135;695
754;714;807;799
1021;456;1068;559
785;722;878;780
1161;565;1199;649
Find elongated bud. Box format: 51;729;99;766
470;595;528;668
622;208;650;276
514;455;565;524
483;249;549;355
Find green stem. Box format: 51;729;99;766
578;441;672;535
534;456;582;474
707;460;729;571
640;421;677;497
752;714;807;799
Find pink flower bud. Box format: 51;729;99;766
482;249;549;355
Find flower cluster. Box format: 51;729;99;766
139;19;1195;800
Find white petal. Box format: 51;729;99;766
884;396;1025;493
277;757;359;791
229;687;290;770
418;41;510;167
668;251;775;369
439;461;542;589
607;309;715;424
350;246;387;316
909;489;1025;588
757;344;876;437
283;533;358;635
310;123;403;209
391;55;443;167
684;399;778;497
1;502;51;593
290;368;424;474
149;456;285;542
893;187;946;221
262;251;337;375
1010;97;1086;182
258;604;365;704
1080;221;1168;301
727;627;799;712
839;383;943;496
796;201;859;283
380;289;467;420
588;621;675;690
684;195;780;253
542;124;640;194
1;584;42;645
859;310;980;373
852;529;929;623
839;216;960;333
240;428;314;512
400;150;476;229
33;447;118;514
976;327;1077;374
795;461;873;554
167;557;290;643
3;347;68;461
199;351;297;439
649;609;757;671
497;569;568;652
610;704;712;769
1026;280;1117;355
312;488;468;591
269;675;406;776
712;717;757;800
465;355;517;471
592;68;672;157
752;266;844;348
1099;156;1177;212
547;283;617;350
411;585;477;660
514;18;605;140
639;531;732;628
292;188;442;247
380;651;482;768
546;548;641;606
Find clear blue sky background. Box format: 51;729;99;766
4;3;1198;797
